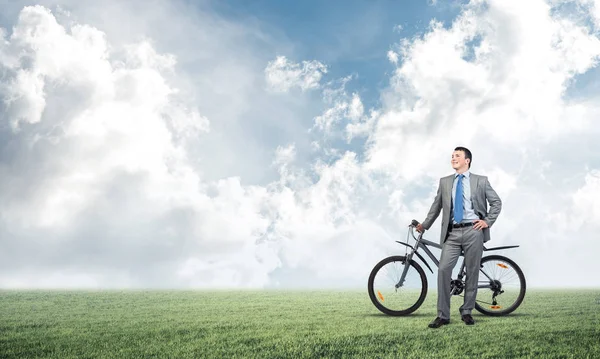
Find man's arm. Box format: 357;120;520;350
483;177;501;227
421;178;443;230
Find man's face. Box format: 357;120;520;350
451;150;469;171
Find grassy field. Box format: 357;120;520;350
1;289;599;358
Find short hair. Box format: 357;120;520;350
454;146;472;168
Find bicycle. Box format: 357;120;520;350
368;219;526;316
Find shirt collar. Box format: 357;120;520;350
455;170;470;178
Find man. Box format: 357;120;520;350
416;147;502;328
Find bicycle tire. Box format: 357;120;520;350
368;255;428;316
475;254;526;316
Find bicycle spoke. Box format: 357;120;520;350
474;256;526;316
475;297;494;305
369;257;427;315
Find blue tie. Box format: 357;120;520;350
454;174;464;223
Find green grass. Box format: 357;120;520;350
1;289;599;358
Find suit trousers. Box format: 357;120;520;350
437;225;484;320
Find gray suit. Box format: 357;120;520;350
422;173;502;244
422;172;502;319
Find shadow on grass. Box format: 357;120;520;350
359;312;532;321
360;313;431;318
474;312;532;317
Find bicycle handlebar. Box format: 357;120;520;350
408;219;423;240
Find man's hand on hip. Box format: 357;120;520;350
473;220;488;230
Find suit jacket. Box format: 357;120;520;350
421;172;502;245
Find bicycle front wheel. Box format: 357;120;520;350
368;256;427;316
475;255;526;316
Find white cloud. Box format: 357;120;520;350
348;93;364;121
0;5;267;287
265;55;327;92
310;78;376;143
273;143;296;166
313;101;349;133
368;0;600;178
2;0;600;290
571;169;600;227
387;50;399;64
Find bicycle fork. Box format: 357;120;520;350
394;251;416;289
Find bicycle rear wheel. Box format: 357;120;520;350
368;256;427;316
475;255;526;316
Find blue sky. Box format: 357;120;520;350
207;0;469;110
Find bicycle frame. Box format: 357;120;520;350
394;225;519;291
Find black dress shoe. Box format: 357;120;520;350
428;317;450;328
461;314;475;325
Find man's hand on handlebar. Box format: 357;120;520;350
410;219;424;233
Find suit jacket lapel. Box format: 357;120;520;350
470;173;478;197
444;176;454;203
444;175;453;206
